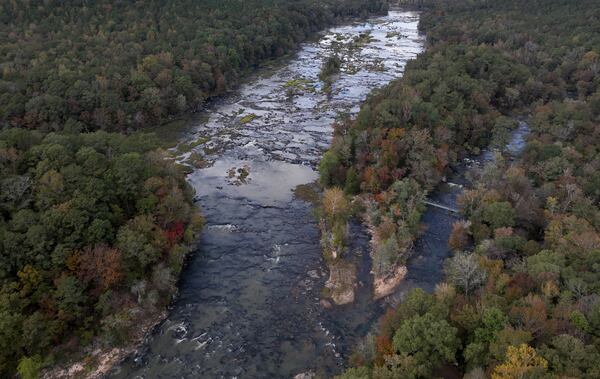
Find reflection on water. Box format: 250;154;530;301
111;10;425;379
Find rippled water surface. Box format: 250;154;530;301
112;11;425;378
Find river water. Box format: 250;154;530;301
110;8;535;378
110;10;424;379
387;120;530;305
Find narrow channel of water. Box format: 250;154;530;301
111;10;424;379
387;120;530;305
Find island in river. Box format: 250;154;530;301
109;9;424;379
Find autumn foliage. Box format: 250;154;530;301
336;0;600;378
0;130;203;375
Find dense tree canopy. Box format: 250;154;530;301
332;0;600;377
320;0;600;279
0;0;386;132
0;129;203;376
0;0;393;376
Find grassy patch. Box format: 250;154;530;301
334;33;346;41
365;58;385;72
321;286;332;298
351;32;374;48
283;78;316;95
176;136;210;155
185;152;208;169
293;182;321;204
226;165;251;185
239;113;259;124
175;163;194;175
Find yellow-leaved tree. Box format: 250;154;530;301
492;344;548;379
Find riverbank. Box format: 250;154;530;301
40;221;205;379
316;1;542;310
109;10;424;378
31;8;403;379
41;311;166;379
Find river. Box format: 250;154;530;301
109;8;535;378
387;120;530;305
110;10;424;379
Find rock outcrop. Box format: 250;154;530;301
323;261;357;305
373;265;407;299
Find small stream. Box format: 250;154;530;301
110;9;528;379
388;120;530;305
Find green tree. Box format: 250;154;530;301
335;366;371;379
483;201;516;230
392;312;460;370
319;150;342;187
372;353;428;379
17;356;42;379
344;167;360;194
538;334;600;378
54;275;87;321
116;215;163;273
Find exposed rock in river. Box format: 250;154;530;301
42;311;167;379
111;10;424;378
294;371;316;379
373;265;407;299
323;261;357;305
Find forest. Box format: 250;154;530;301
321;0;600;378
2;0;600;377
0;0;390;377
0;129;203;376
0;0;385;132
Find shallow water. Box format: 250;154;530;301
110;9;535;376
111;9;533;378
388;120;530;304
111;10;424;379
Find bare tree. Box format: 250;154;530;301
322;187;349;222
444;252;487;297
